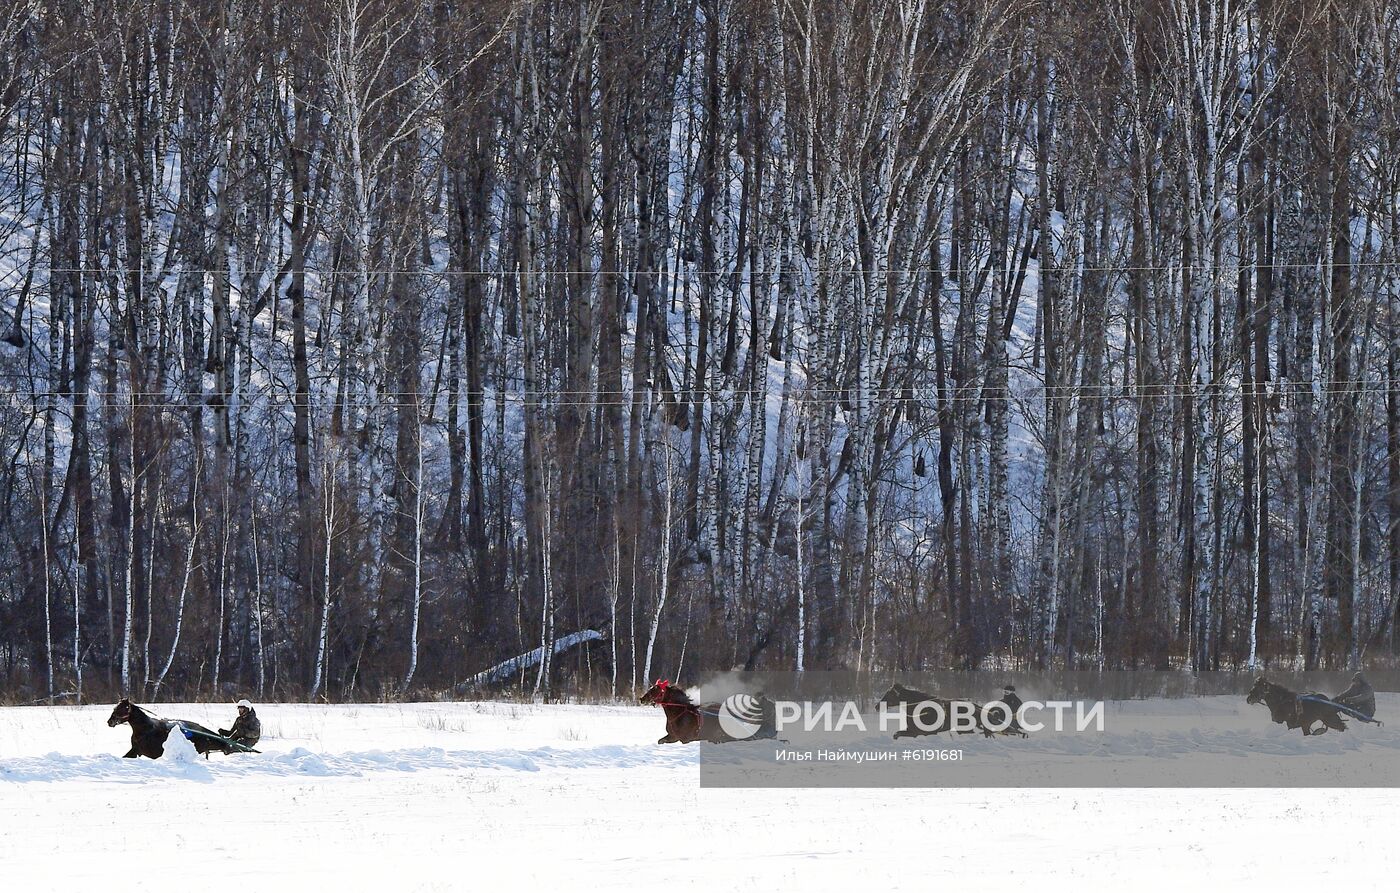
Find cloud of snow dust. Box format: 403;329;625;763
685;671;752;705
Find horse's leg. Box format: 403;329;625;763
658;717;679;744
1304;710;1333;735
123;747;139;758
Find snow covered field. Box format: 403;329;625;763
3;698;1398;890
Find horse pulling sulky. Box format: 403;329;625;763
1245;676;1384;737
639;679;780;744
877;683;1029;739
107;698;260;759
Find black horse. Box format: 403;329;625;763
878;683;1026;739
107;698;254;758
1245;677;1351;736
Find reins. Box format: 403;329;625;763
645;680;709;733
114;702;182;733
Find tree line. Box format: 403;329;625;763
1;0;1399;703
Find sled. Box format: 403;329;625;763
177;723;261;753
1297;695;1384;727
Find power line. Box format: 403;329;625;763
11;260;1400;275
0;377;1396;395
4;380;1400;409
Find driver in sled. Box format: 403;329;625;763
1333;673;1375;720
219;699;262;748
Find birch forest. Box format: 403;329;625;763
2;0;1400;702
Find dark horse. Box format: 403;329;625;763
639;679;777;744
878;683;1026;739
1245;677;1350;736
107;698;251;758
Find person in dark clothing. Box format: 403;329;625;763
1333;673;1376;719
1001;685;1023;715
995;685;1024;734
219;699;261;747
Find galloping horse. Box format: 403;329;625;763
107;698;248;758
1245;676;1371;736
638;680;776;744
878;683;1026;739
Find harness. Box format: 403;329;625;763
116;704;248;748
650;680;708;733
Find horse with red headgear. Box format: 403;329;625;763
638;679;777;744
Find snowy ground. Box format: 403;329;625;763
3;698;1398;890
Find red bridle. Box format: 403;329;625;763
646;679;703;735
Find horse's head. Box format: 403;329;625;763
107;698;133;727
1245;676;1271;706
878;683;931;707
877;684;906;707
639;679;682;706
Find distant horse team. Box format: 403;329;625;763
638;678;1029;744
877;683;1029;739
1246;674;1382;736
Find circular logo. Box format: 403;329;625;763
718;693;766;740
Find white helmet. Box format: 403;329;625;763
236;699;252;710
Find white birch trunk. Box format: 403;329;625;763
403;412;424;691
642;441;674;686
251;498;266;698
795;452;806;673
311;453;338;701
153;461;201;701
610;530;620;698
213;486;230;692
72;500;81;702
141;487;160;694
39;479;53;704
121;391;135;693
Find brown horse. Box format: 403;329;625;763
1245;677;1349;736
107;698;253;758
638;679;777;744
